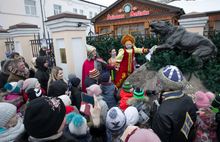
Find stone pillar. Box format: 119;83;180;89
46;12;90;79
8;22;39;66
0;29;10;62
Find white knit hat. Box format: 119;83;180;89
0;102;17;128
17;78;38;91
58;95;71;106
125;106;139;126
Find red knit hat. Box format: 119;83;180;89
65;106;75;114
89;69;100;79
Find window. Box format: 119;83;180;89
73;8;77;14
80;10;83;15
115;25;145;36
89;11;92;19
24;0;36;15
95;13;97;16
54;5;61;15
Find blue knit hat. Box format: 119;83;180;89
4;82;20;93
157;65;186;90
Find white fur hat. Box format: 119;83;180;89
58;95;71;106
125;106;139;126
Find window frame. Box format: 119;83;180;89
89;11;92;19
24;0;36;16
80;9;83;15
73;8;77;14
54;4;61;15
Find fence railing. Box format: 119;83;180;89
203;30;220;38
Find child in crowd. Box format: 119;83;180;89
100;73;117;109
70;77;82;110
58;95;72;106
194;91;217;142
0;102;24;142
64;112;92;142
68;73;78;95
211;94;220;141
4;82;25;112
17;78;45;102
48;80;70;97
124;106;139;126
107;48;117;83
86;84;108;124
84;69;100;88
119;82;133;111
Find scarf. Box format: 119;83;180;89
11;68;29;79
28;132;63;142
0;117;25;142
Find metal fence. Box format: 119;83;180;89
5;37;15;53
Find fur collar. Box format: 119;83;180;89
2;59;13;75
127;96;149;106
0;91;23;106
11;69;29;79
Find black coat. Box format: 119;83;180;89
72;89;82;110
152;93;197;142
35;56;49;94
0;72;9;89
14;131;79;142
90;124;107;142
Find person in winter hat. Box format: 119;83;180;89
70;77;82;110
26;88;44;101
68;73;76;80
34;56;49;95
15;97;78;142
58;95;72;106
152;65;197;142
119;82;133;111
124;106;139;126
211;94;220;141
100;73;118;109
120;126;161;142
106;107;127;142
86;84;108;124
0;102;24;142
4;82;25;112
84;69;100;88
64;112;91;142
48;80;68;97
194;91;217;142
0;59;13;89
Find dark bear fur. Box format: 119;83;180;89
150;21;218;67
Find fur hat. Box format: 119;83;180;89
133;87;144;99
66;112;87;135
157;65;186;90
123;82;132;93
70;77;81;87
86;84;101;96
58;95;71;106
68;73;76;80
4;82;20;94
100;73;110;83
17;78;38;92
24;97;66;138
211;94;220;107
106;107;126;135
195;91;215;108
0;102;17;128
26;88;43;101
125;106;139;126
89;69;100;79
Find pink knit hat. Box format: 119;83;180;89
86;84;101;96
195;91;215;108
17;78;38;91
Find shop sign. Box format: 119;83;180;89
130;10;149;17
107;14;125;20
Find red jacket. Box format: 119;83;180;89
23;88;46;102
119;89;133;111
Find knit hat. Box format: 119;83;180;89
66;113;87;135
133;87;145;99
157;65;186;90
195;91;215;108
89;69;100;79
86;84;101;96
26;88;43;101
68;73;76;80
24;97;66;138
17;78;38;91
123;82;132;93
0;102;17;128
66;106;75;114
48;80;67;97
212;94;220;107
100;73;110;83
4;82;20;94
106;107;126;135
124;107;139;126
58;95;71;106
70;77;81;87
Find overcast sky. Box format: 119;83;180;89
87;0;117;6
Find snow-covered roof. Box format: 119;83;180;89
167;0;220;14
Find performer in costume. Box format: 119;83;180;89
82;44;115;92
107;48;117;83
114;33;150;88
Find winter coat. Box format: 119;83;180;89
34;56;49;94
4;93;25;112
14;131;79;142
152;92;197;142
194;108;217;142
84;76;97;88
72;88;82;110
119;89;133;111
89;124;107;142
63;125;91;142
7;69;29;83
0;59;12;88
29;68;35;78
127;96;150;114
100;82;117;109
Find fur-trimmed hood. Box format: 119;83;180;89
127;96;149;106
0;91;23;105
2;59;13;75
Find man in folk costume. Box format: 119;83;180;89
114;33;150;88
82;44;115;92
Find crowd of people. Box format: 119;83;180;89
0;33;219;142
